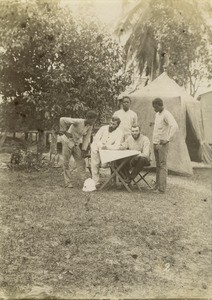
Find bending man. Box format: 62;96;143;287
60;110;97;188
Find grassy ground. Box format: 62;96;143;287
0;153;211;299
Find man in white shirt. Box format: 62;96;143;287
113;96;138;140
59;110;97;188
91;115;123;186
118;125;151;183
152;98;178;193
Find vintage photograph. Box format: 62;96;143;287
0;0;211;299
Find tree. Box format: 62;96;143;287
115;0;212;96
0;0;131;138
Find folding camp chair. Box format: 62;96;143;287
132;165;152;190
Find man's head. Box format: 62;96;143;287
152;98;164;113
122;96;131;112
109;115;121;132
85;110;97;125
131;125;141;140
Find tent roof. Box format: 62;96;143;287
132;72;194;101
197;89;212;97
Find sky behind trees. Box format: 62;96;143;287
62;0;123;25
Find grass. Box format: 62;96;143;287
0;153;211;299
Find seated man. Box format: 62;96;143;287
91;115;123;186
118;125;151;183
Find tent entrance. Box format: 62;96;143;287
185;112;201;162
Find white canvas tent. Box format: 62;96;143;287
127;72;212;175
197;90;212;145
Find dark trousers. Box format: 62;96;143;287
117;156;150;180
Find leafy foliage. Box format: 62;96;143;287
115;0;212;95
8;147;49;171
0;0;131;132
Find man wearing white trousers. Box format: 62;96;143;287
91;115;123;187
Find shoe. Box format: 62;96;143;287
124;177;132;184
150;184;158;190
95;183;101;189
152;189;165;194
65;183;73;188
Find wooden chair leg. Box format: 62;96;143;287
132;179;142;191
133;170;152;189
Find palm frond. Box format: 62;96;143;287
116;0;211;80
114;0;151;36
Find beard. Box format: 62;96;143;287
132;133;140;140
109;126;117;132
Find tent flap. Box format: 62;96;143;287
186;101;212;164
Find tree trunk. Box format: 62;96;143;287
24;132;28;141
0;131;7;149
50;129;58;162
29;132;33;144
37;130;45;161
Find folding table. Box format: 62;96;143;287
98;150;140;192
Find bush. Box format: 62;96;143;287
8;147;50;171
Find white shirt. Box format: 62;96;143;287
113;109;138;138
91;125;123;151
153;109;178;144
60;117;92;150
120;134;151;160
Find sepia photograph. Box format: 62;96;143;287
0;0;211;299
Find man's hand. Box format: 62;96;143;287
155;144;162;150
57;131;64;136
64;132;73;139
101;145;108;150
160;139;169;145
81;150;87;158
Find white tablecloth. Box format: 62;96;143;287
99;150;140;164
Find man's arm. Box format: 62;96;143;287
119;138;129;150
107;130;123;150
93;126;105;148
59;117;79;133
140;137;151;159
133;112;138;126
164;112;179;142
81;126;93;151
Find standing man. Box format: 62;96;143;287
152;98;178;193
118;125;151;183
91;115;123;187
59;110;97;188
113;96;138;140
